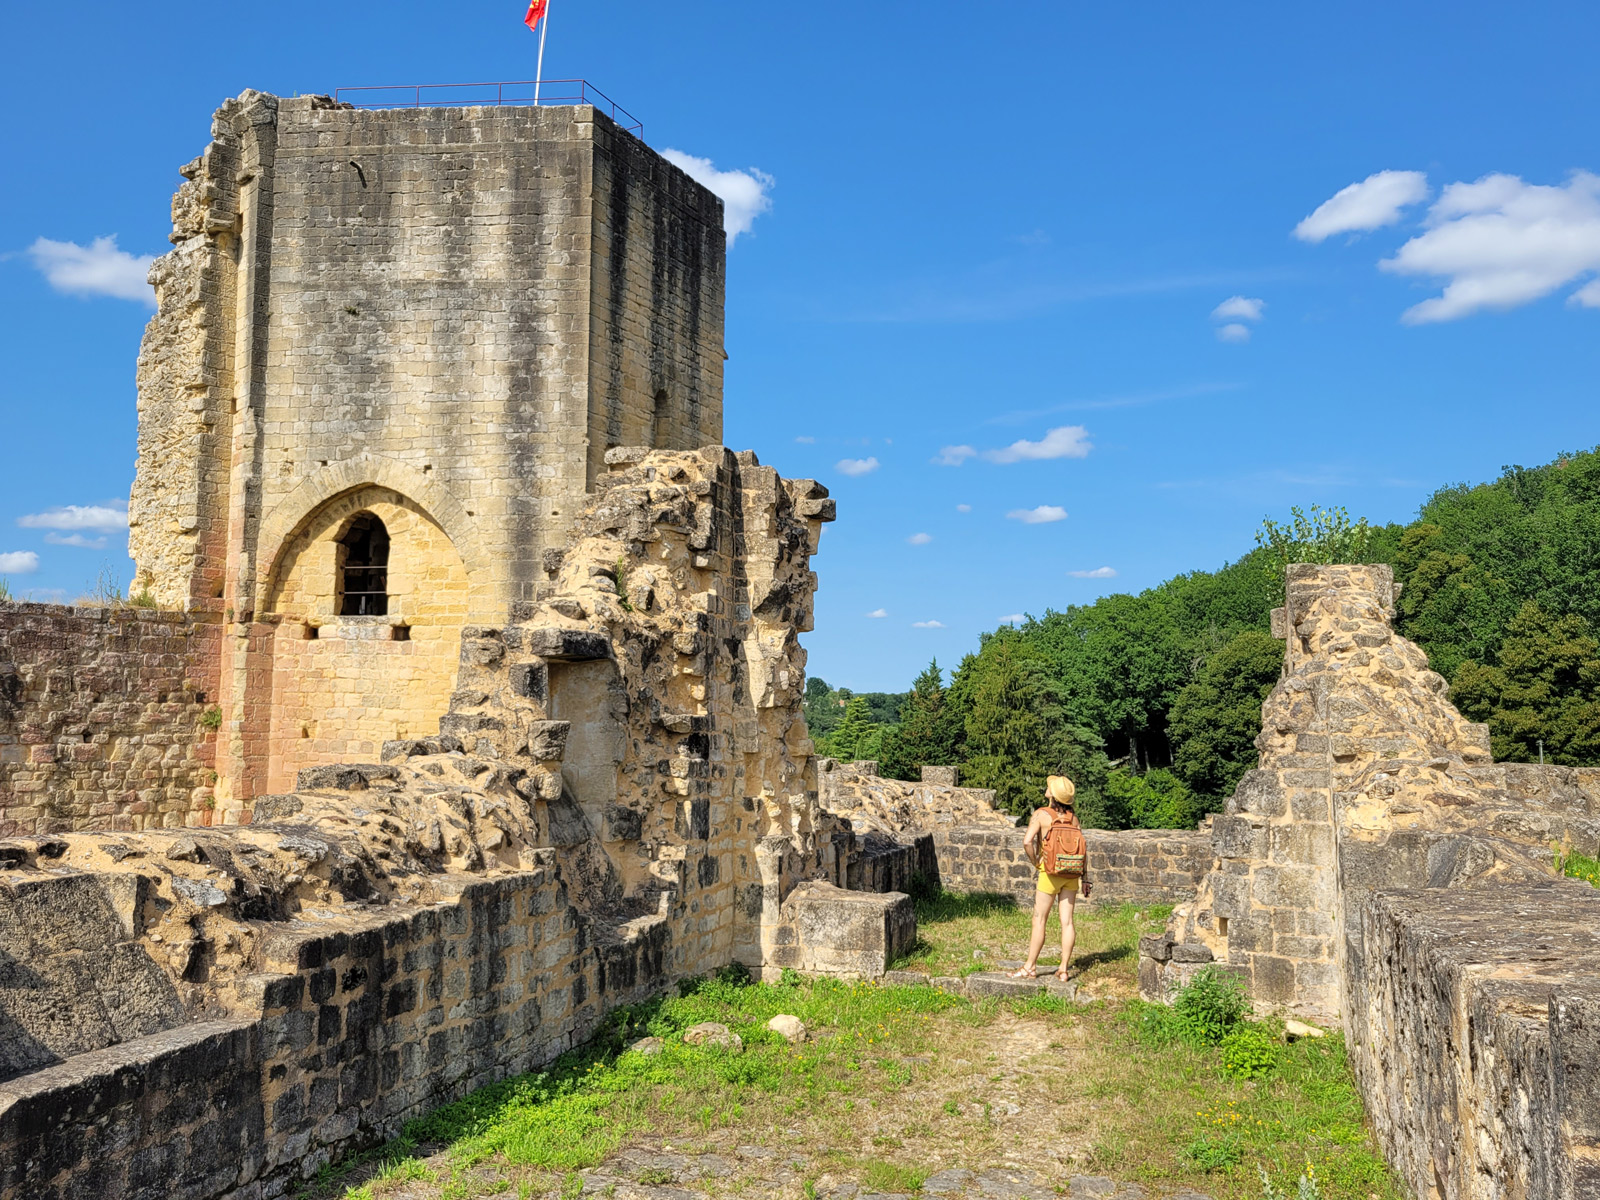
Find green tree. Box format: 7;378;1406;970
1451;602;1600;764
948;634;1108;821
819;695;881;762
878;659;959;781
1167;630;1284;805
1255;504;1375;574
1104;767;1202;829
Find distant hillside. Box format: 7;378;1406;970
810;446;1600;830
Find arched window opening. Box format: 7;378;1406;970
338;514;390;616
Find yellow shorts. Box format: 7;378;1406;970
1037;868;1080;897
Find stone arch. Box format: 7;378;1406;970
253;453;491;612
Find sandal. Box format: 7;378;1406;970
1007;966;1038;979
1054;969;1071;983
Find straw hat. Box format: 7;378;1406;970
1045;775;1076;807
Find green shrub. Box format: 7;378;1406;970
200;705;223;731
1220;1023;1281;1078
1184;1130;1242;1170
1172;966;1250;1047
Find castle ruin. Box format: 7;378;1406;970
1;90;1598;1200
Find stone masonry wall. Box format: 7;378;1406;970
1349;884;1600;1200
1136;564;1600;1200
128;92;727;809
933;824;1213;908
0;854;666;1200
0;604;221;837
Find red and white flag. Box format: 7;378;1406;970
524;0;548;31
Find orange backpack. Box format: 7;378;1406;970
1042;808;1087;877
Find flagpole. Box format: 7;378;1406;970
534;0;550;104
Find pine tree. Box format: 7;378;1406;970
878;659;958;780
821;695;879;762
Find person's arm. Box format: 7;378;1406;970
1022;811;1043;868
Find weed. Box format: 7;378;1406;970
1221;1023;1282;1079
1564;850;1600;888
1184;1130;1242;1170
0;577;11;603
861;1160;926;1193
1172;966;1250;1046
803;1181;818;1200
200;705;224;730
637;1168;673;1184
615;558;634;611
77;565;125;608
129;587;159;608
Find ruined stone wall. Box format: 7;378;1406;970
127;92;727;805
1135;564;1600;1200
0;444;919;1199
933;825;1213;908
814;759;1210;907
1351;885;1600;1200
0;604;221;837
1143;565;1600;1021
0;842;665;1200
816;758;1007;834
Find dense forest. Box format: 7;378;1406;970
805;446;1600;828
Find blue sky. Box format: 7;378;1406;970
2;2;1598;691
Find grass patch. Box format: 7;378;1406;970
890;892;1171;993
310;897;1400;1200
1564;850;1600;888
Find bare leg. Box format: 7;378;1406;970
1057;891;1077;979
1020;887;1054;974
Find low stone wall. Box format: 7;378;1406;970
1348;882;1600;1200
816;759;1008;835
0;603;221;838
0;860;663;1200
846;832;936;897
931;824;1211;907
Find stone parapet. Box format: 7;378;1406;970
0;603;222;836
1348;883;1600;1200
0;862;660;1200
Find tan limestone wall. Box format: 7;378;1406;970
253;486;471;793
0;604;222;836
129;92;727;805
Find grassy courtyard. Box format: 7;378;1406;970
308;896;1401;1200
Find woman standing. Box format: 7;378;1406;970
1010;775;1092;982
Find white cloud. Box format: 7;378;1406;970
660;149;774;244
1293;170;1429;243
955;503;972;513
866;608;888;618
1007;505;1068;524
44;533;108;548
18;503;129;532
835;456;880;477
1068;566;1118;579
907;532;933;545
1216;323;1252;343
983;425;1091;465
1379;171;1600;323
912;620;945;629
999;613;1026;624
794;435;816;444
26;236;156;303
933;445;977;467
0;551;40;574
1211;295;1265;322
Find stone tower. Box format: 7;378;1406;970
128;90;727;810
